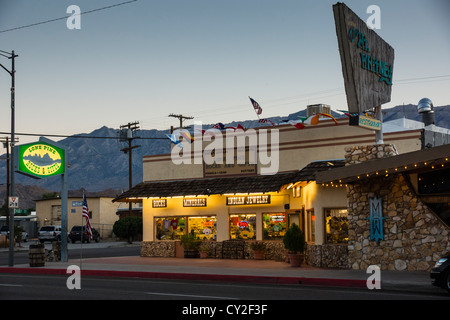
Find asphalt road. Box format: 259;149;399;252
1;273;449;301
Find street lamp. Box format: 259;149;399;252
0;49;18;267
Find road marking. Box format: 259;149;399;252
145;292;238;300
0;284;23;287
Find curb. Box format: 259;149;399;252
0;267;368;288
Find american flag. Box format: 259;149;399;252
258;118;275;126
82;194;93;240
212;122;225;130
249;97;262;115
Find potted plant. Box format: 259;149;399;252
180;234;200;258
283;223;305;267
198;242;211;259
250;241;265;260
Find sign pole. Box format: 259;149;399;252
8;51;17;267
375;105;383;144
61;169;68;262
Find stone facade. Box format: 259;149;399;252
141;240;287;261
346;145;450;271
306;244;348;269
345;144;398;166
141;240;176;258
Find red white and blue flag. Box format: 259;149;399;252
82;194;93;240
249;97;262;115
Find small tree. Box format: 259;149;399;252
283;223;305;254
113;216;142;244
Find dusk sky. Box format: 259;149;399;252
1;0;449;152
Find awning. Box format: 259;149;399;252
113;160;345;202
316;144;450;184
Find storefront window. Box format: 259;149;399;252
263;213;287;240
325;208;348;244
188;216;217;240
155;217;186;240
229;214;256;240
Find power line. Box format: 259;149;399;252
0;0;138;34
0;131;166;140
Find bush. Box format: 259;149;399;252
180;234;200;250
250;241;265;251
113;216;142;243
283;223;305;254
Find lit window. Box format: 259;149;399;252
229;214;256;240
325;209;348;244
263;213;287;240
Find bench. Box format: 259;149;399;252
221;239;245;259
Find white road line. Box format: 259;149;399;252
145;292;238;300
0;284;23;287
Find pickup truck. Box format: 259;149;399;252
38;225;62;243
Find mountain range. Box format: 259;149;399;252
0;104;449;209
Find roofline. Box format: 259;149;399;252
316;144;450;184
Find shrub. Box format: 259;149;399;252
113;216;142;244
180;234;201;250
283;223;305;254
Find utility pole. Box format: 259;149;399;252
119;122;140;217
168;114;193;133
1;137;18;230
0;49;18;266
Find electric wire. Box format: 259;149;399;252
0;0;138;34
0;131;166;140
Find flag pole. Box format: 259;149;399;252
80;193;84;271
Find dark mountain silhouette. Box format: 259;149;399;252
0;104;448;197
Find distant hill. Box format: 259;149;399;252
0;104;448;197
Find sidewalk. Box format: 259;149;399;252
0;250;441;294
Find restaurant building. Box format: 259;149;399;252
113;111;446;267
317;143;450;271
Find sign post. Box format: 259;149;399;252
333;3;394;144
15;137;69;262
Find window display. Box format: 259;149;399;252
325;208;348;243
188;216;217;240
229;214;256;240
263;213;287;240
155;217;186;240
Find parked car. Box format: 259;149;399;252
38;225;62;243
0;225;28;242
0;225;8;236
68;225;100;243
430;254;450;294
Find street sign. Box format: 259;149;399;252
8;196;19;209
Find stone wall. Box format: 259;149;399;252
306;244;348;269
140;240;287;261
345;144;398;166
141;240;176;257
346;145;450;271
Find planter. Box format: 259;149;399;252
199;251;208;259
184;250;199;258
253;250;265;260
288;253;304;267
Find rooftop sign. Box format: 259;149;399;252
333;2;394;114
